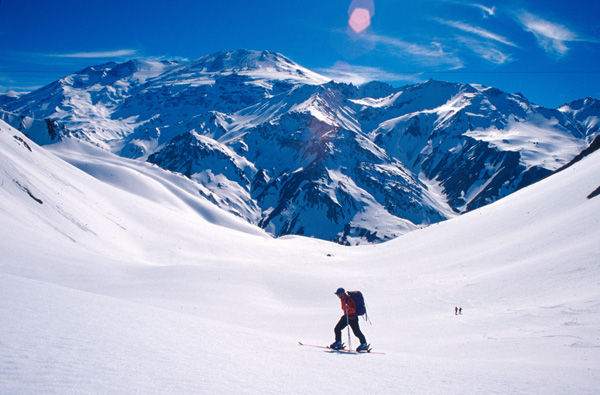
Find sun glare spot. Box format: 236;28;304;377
347;0;374;35
348;8;372;34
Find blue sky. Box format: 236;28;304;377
0;0;599;107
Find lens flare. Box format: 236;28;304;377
348;8;372;34
347;0;374;34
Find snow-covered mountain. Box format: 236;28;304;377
2;49;599;243
2;117;599;393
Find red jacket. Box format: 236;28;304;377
341;294;357;319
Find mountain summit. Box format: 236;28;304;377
2;50;599;244
188;50;320;76
161;49;330;86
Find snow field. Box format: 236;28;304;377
1;120;599;393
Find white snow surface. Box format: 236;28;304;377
1;118;600;394
465;117;585;170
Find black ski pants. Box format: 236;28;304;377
334;315;367;344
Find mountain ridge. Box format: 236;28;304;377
2;49;599;244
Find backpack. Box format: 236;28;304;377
347;291;366;316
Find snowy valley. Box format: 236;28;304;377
1;49;600;394
1;113;599;393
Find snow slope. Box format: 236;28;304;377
1;119;599;393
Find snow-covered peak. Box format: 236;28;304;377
558;97;600;141
352;80;477;112
63;59;178;88
190;50;295;72
357;81;397;99
0;90;24;107
559;97;600;113
0;90;24;99
168;49;330;85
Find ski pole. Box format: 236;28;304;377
345;303;351;350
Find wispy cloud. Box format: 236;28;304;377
457;37;512;65
362;33;464;69
517;13;578;57
317;63;421;85
436;19;517;47
43;49;139;59
471;3;495;18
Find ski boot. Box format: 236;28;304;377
356;343;370;352
329;341;344;350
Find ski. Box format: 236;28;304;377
299;342;348;351
298;342;385;355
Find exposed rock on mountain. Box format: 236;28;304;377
2;50;598;244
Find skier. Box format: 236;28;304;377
330;288;369;351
